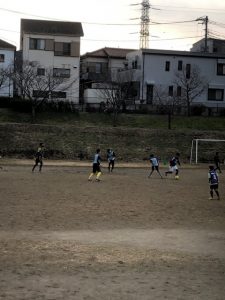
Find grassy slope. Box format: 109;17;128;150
0;109;225;162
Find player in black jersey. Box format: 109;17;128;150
208;165;220;200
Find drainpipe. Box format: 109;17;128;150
141;51;145;102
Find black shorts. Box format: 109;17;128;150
210;184;218;190
93;163;101;173
35;157;42;164
152;166;159;171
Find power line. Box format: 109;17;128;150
150;19;197;25
0;7;61;20
82;35;203;43
152;4;225;13
0;7;204;27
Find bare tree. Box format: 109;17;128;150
173;64;207;116
0;66;10;94
98;69;138;126
153;85;182;129
9;60;78;120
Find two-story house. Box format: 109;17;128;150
191;38;225;54
125;48;225;111
0;39;16;98
20;19;83;103
80;47;136;104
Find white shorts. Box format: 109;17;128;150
169;166;178;172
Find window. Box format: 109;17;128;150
168;86;173;97
0;54;5;62
146;84;154;104
95;63;102;74
51;91;67;99
53;68;70;78
186;64;191;79
208;88;224;101
54;42;71;56
217;64;225;76
30;38;45;50
177;86;182;97
33;90;49;98
178;60;183;71
132;60;138;69
37;68;45;76
165;61;170;71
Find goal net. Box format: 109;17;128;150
190;139;225;164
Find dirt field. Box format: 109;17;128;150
0;163;225;300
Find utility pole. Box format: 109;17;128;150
196;16;209;52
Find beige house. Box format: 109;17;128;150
20;19;83;103
80;47;136;104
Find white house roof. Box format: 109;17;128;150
141;48;225;59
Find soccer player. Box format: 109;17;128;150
107;148;116;172
32;143;44;172
148;154;163;178
88;148;102;181
165;152;181;178
214;152;222;173
208;165;220;200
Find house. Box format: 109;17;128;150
125;48;225;111
80;47;136;104
191;38;225;54
0;39;16;98
20;19;83;103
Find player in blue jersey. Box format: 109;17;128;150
148;154;163;178
107;149;116;172
208;165;220;200
165;153;181;178
88;148;102;181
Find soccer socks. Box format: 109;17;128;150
88;173;94;180
96;172;102;180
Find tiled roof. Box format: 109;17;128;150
82;47;136;59
21;19;84;37
0;39;16;50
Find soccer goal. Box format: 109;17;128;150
190;139;225;164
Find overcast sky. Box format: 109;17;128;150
0;0;225;54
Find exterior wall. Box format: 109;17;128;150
127;51;225;108
22;33;81;103
84;88;103;104
0;49;14;97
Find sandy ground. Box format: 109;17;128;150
0;162;225;299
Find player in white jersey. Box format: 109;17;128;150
148;154;163;178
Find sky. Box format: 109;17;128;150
0;0;225;54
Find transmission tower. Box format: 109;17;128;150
140;0;150;49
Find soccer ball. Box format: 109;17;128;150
175;175;179;180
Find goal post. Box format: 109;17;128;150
190;139;225;164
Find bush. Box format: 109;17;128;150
191;105;206;116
